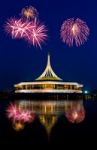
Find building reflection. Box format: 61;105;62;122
6;99;86;134
17;100;66;134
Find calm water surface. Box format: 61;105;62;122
0;99;97;149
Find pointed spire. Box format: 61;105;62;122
36;53;62;81
47;52;50;66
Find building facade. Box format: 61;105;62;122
14;54;83;94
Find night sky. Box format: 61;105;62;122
0;0;97;91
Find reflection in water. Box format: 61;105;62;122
6;100;86;134
65;101;85;123
17;101;66;134
12;121;25;131
6;103;35;131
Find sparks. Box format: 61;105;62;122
6;103;20;120
5;18;48;48
65;107;85;123
5;18;33;39
6;103;35;123
26;19;48;48
60;18;90;47
19;111;35;123
21;6;38;20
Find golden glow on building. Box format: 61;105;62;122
14;54;83;93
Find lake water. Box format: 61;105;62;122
0;99;97;149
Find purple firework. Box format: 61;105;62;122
60;18;90;47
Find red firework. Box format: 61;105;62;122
26;19;48;48
60;18;90;47
6;103;20;120
5;18;33;39
65;106;85;123
19;111;35;123
5;18;48;48
6;103;35;123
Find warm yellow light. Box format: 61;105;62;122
72;111;78;119
72;24;79;35
12;121;25;131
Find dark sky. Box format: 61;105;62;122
0;0;97;90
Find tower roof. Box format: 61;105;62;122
36;53;62;81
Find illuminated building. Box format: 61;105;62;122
14;54;83;98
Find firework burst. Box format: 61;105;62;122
19;111;35;123
5;18;33;39
64;101;86;123
5;18;48;48
6;103;19;120
65;108;85;123
60;18;90;47
6;103;35;123
21;6;38;20
26;19;48;48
